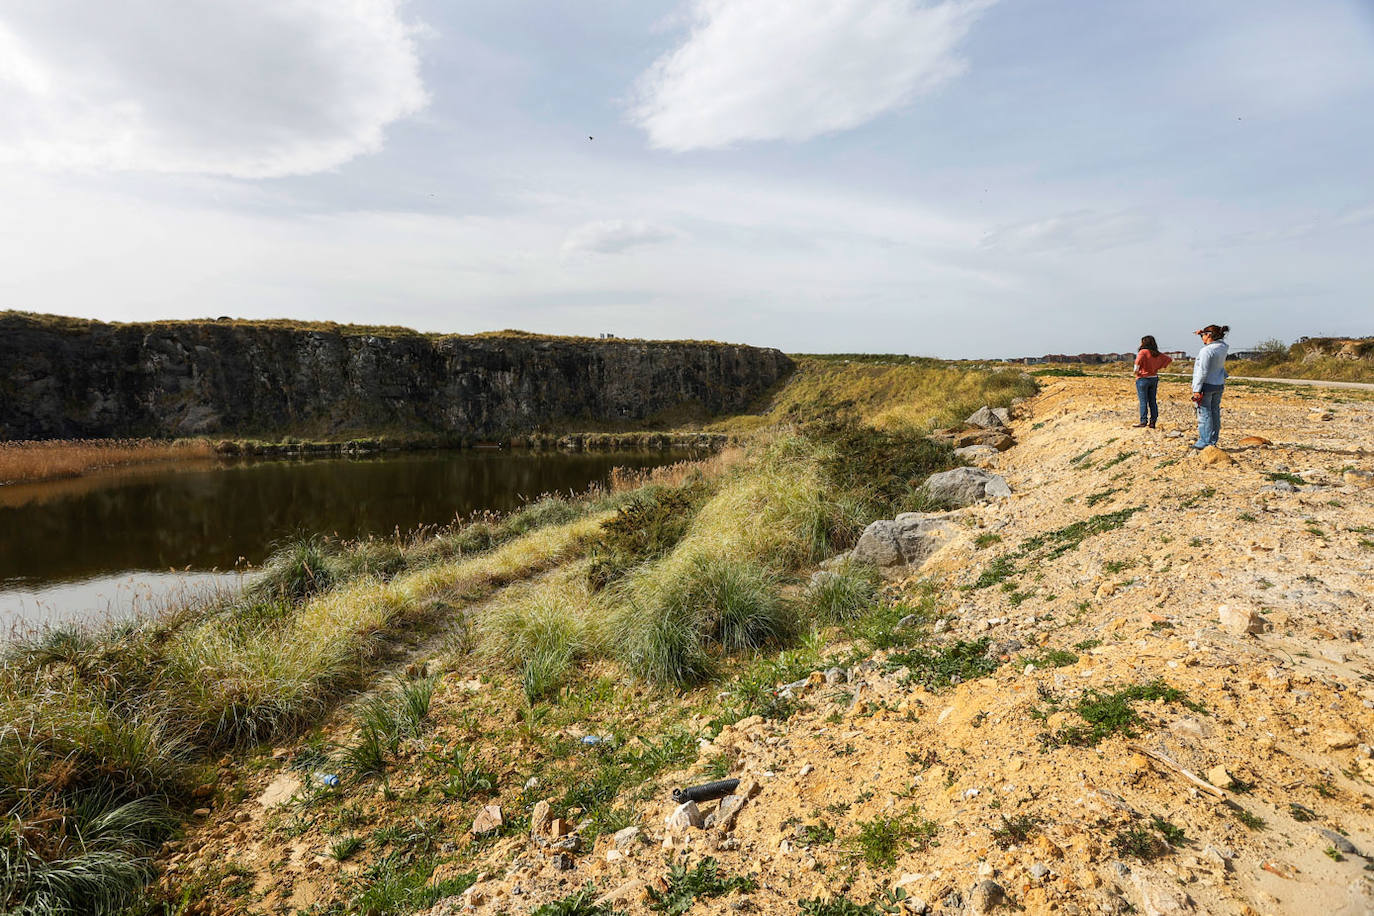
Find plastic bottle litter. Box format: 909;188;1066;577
580;735;604;746
313;771;341;788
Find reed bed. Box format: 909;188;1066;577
0;438;216;485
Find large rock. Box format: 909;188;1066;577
965;406;1011;428
954;444;999;462
851;513;956;574
954;428;1015;451
1217;604;1268;635
924;468;1012;506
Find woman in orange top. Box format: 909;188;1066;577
1133;335;1172;428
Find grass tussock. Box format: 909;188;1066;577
802;561;884;625
0;438;215;485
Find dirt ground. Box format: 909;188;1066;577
167;375;1374;916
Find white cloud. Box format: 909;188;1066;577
980;209;1157;254
631;0;994;151
560;219;678;256
0;1;427;178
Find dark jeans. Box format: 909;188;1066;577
1136;376;1159;425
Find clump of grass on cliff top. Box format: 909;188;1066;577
709;357;1036;433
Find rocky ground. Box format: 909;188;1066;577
166;375;1374;916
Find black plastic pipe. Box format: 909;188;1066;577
672;778;740;804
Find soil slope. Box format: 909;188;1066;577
167;375;1374;916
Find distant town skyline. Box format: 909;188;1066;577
1;1;1371;358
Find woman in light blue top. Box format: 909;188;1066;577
1190;324;1229;449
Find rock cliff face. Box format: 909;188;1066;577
0;314;793;440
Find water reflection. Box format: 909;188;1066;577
0;449;685;629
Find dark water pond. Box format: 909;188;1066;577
0;449;687;630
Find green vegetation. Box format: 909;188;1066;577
970;506;1142;590
850;810;939;866
1042;680;1201;747
1031;367;1088;377
1022;648;1078;669
346;856;476;916
1100;450;1136;470
532;885;622;916
649;858;755;914
990;814;1042;848
1227;336;1374;383
1228;803;1267;831
886;639;999;690
802;561;884;624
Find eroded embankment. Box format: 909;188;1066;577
27;371;1374;916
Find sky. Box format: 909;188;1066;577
0;0;1371;358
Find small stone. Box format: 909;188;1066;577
472;804;503;835
551;853;574;871
736;777;761;799
1203;845;1234;870
1205;765;1234;789
1344;469;1374;488
1169;717;1213;740
1324;730;1360;751
798;763;814;778
1029;862;1050;879
825;667;847;685
192;807;211;818
613;826;641;850
968;880;1005;914
1217;604;1268;635
665;801;704;831
530;799;552;837
549;817;570;837
716;794;747;831
1198;445;1235;466
551;835;581;853
1132;873;1196;914
1320;829;1360;856
606;849;624;863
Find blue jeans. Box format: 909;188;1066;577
1194;386;1223;447
1136;377;1159;425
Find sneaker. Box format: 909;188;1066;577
1188;443;1205;450
1132;422;1147;428
1147;423;1156;429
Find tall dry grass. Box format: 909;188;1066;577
708;357;1037;433
0;439;216;485
607;446;744;493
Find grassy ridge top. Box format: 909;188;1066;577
0;311;755;349
711;355;1035;433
